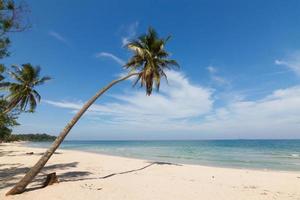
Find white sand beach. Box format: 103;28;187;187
1;143;300;200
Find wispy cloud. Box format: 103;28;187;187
48;30;69;45
121;21;139;46
207;66;230;86
45;70;213;128
198;86;300;138
45;70;300;138
207;66;217;73
275;51;300;76
95;52;125;65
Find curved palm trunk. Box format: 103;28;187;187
6;72;138;195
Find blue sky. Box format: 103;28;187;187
4;0;300;139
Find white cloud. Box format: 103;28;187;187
122;38;130;47
121;21;139;46
275;51;300;75
211;76;229;85
207;65;230;86
45;71;300;139
95;52;125;65
44;100;83;110
45;70;213;128
207;66;217;73
197;86;300;138
48;31;69;45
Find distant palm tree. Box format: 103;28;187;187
0;64;10;88
3;63;51;114
6;27;179;195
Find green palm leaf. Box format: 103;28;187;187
4;63;51;113
125;27;179;95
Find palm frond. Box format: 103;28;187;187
34;76;51;85
124;27;179;95
4;63;50;113
32;89;41;102
0;81;10;89
28;94;37;112
8;71;24;83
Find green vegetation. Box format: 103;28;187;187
0;1;50;143
0;65;19;142
0;0;21;141
0;98;18;142
0;0;29;58
4;64;51;113
0;64;50;141
4;133;56;142
125;27;179;95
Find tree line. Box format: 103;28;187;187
4;133;56;142
0;0;50;142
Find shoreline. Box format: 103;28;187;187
1;143;300;199
24;143;286;173
23;141;300;173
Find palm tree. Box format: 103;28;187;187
125;28;179;95
0;64;10;88
3;63;51;114
6;27;179;195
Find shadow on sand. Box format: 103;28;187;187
1;158;180;194
0;162;92;191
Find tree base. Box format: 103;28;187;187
42;172;59;187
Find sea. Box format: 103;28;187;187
27;140;300;171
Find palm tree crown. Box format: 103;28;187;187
5;63;51;113
125;27;179;95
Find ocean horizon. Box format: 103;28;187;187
27;139;300;171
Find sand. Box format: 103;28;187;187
0;142;299;200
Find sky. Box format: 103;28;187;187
3;0;300;140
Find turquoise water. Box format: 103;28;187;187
27;140;300;171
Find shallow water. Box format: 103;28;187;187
27;140;300;171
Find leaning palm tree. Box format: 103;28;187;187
3;63;51;114
6;27;179;195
